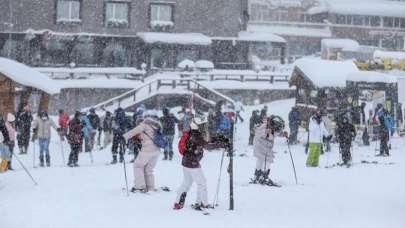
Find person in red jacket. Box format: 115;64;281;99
59;109;70;141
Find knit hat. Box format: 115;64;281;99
7;113;15;122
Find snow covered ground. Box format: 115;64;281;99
1;99;405;228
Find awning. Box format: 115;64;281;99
248;24;332;38
0;57;61;94
238;31;286;43
137;32;212;46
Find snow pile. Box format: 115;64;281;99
238;31;286;43
309;0;405;17
137;32;212;46
248;24;332;38
0;57;60;94
177;59;195;69
347;71;398;84
321;39;360;52
294;58;359;87
195;60;214;70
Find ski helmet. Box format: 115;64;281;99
267;115;285;133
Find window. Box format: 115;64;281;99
370;16;381;27
394;18;401;28
353;15;364;26
336;15;346;24
150;3;173;26
105;2;129;26
151;48;163;68
401;18;405;28
56;0;80;22
383;17;394;27
346;15;353;25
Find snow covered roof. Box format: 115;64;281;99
0;57;60;94
177;59;195;69
347;71;398;84
195;60;214;69
374;50;405;61
308;0;405;18
248;24;332;38
137;32;212;46
238;31;286;43
36;67;146;75
293;58;359;88
321;39;360;51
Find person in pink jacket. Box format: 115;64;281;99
124;110;162;193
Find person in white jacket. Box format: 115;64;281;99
123;110;162;193
306;111;330;167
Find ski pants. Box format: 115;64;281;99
38;138;50;162
103;131;113;148
380;137;389;156
133;152;160;190
176;167;208;205
306;143;321;167
17;131;30;153
289;124;299;144
85;131;96;152
255;156;271;171
69;143;81;164
339;142;351;164
112;135;125;156
163;135;174;157
235;111;244;123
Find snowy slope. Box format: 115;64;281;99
1;99;405;228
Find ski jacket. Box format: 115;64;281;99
308;117;329;144
336;122;356;144
253;123;274;163
32;117;58;139
288;109;301;127
88;113;101;130
160;114;179;136
182;129;206;168
80;115;93;139
16;111;33;133
249;114;261;134
112;110;132;136
68;118;84;145
123;117;162;155
5;121;15;142
102;115;113;133
58;113;70;129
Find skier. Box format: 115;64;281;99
322;113;334;153
174;122;209;210
306;111;330;167
249;110;261;145
67;111;84;167
32;111;59;167
58;109;70;141
234;99;244;124
0;118;12;172
4;114;16;170
128;106;144;161
86;108;100;152
251;115;285;186
111;108;132;164
101;111;113;149
288;107;300;145
124;110;162;193
79;112;93;153
16;104;33;154
260;105;268;121
336;114;356;166
377;114;390;156
159;107;179;160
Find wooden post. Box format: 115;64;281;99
0;73;16;117
38;91;50;113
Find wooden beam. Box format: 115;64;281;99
0;73;16;117
38;91;50;113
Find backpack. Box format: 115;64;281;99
178;132;189;156
144;127;167;149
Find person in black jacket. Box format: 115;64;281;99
87;108;100;152
101;111;113;149
159;107;179;160
174;123;208;210
16;104;33;154
336;114;356;166
111;108;132;164
288;107;301;145
378;115;390;156
67;111;84;167
249;110;261;145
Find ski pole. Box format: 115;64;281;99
33;142;36;168
13;152;38;186
286;139;298;185
212;149;226;208
121;143;129;197
60;140;66;166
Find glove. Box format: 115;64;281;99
283;131;289;138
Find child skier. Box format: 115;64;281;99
306;111;330;167
251;115;285;186
174;122;209;210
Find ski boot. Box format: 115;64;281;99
250;169;262;184
173;192;187;210
119;155;124;163
261;169;279;187
130;187;148;194
110;155;117;165
39;156;45;167
46;155;51;167
7;161;13;171
163;152;168;160
169;153;173;161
